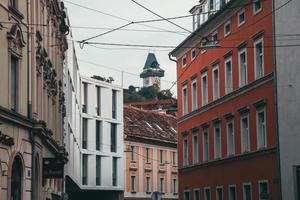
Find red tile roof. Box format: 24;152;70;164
124;106;177;144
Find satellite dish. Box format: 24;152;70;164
151;191;162;200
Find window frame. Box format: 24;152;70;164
146;147;150;163
238;9;246;27
194;188;201;200
214;123;222;160
182;85;188;115
228;185;237;200
130;145;136;162
256;108;267;149
204;187;211;200
216;186;223;200
131;175;136;193
173;178;178;194
225;56;233;94
238;48;248;87
253;0;262;15
258;180;269;200
160;177;165;193
191;79;198;111
182;55;187;68
146;176;151;193
203;127;209;162
10;55;19;112
201;73;208;106
226;119;235;156
159;149;164;165
212;65;220;100
192;132;199;164
254;37;264;79
224;20;231;37
241;114;250;153
184;190;191;200
183;137;189;166
191;48;196;61
243;182;252;200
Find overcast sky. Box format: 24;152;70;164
65;0;197;95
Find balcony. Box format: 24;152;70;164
145;162;152;172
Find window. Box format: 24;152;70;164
160;150;164;165
11;156;23;200
146;177;151;193
191;49;196;60
82;154;88;185
259;181;269;200
254;38;264;79
10;0;17;9
214;123;222;159
131;146;136;161
82;82;88;113
209;0;215;11
96;121;101;151
216;187;223;200
191;80;198;111
96;155;101;185
203;128;209;161
183;137;189;166
243;184;252;200
112;90;117;119
239;49;247;87
111;124;117;152
184;191;190;200
193;133;199;164
253;0;262;15
96;86;101;115
160;178;164;193
173;179;177;194
131;176;136;192
225;57;233;94
82;118;88;149
205;188;211;200
201;73;208;106
241;115;250;153
11;56;18;111
182;86;188;114
146;147;150;163
182;55;187;67
224;21;231;37
172;152;176;166
238;9;246;26
212;66;220;100
257;109;266;149
112;157;117;186
229;186;237;200
227;120;235;156
212;31;218;41
194;190;200;200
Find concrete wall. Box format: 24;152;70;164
274;0;300;199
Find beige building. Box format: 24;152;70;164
0;0;69;200
124;106;178;200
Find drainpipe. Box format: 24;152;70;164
271;0;282;198
168;53;177;63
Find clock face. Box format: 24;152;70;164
154;78;161;85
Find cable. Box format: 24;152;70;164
130;0;192;33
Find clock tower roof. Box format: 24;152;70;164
140;53;165;78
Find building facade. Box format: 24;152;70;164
124;106;178;200
65;75;124;200
0;0;69;200
170;0;279;199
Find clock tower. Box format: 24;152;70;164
140;53;165;90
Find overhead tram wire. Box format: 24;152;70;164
130;0;192;33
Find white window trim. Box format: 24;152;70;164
253;0;262;16
256;108;267;149
191;79;198;111
238;9;246;27
172;178;177;193
204;187;211;200
254;38;264;79
224;20;231;37
182;55;187;68
212;65;220;100
225;56;233;94
193;188;200;200
214;123;222;160
228;184;237;200
131;175;136;192
191;48;196;61
146;176;151;192
241;114;250;153
193;132;199;164
201;73;208;106
182;85;188;115
212;30;218;41
238;48;248;87
243;182;252;200
216;186;223;200
160;177;165;193
258;180;269;200
226;120;235;156
203;128;209;162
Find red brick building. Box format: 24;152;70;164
170;0;279;199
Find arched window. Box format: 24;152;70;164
34;156;40;200
11;156;23;200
